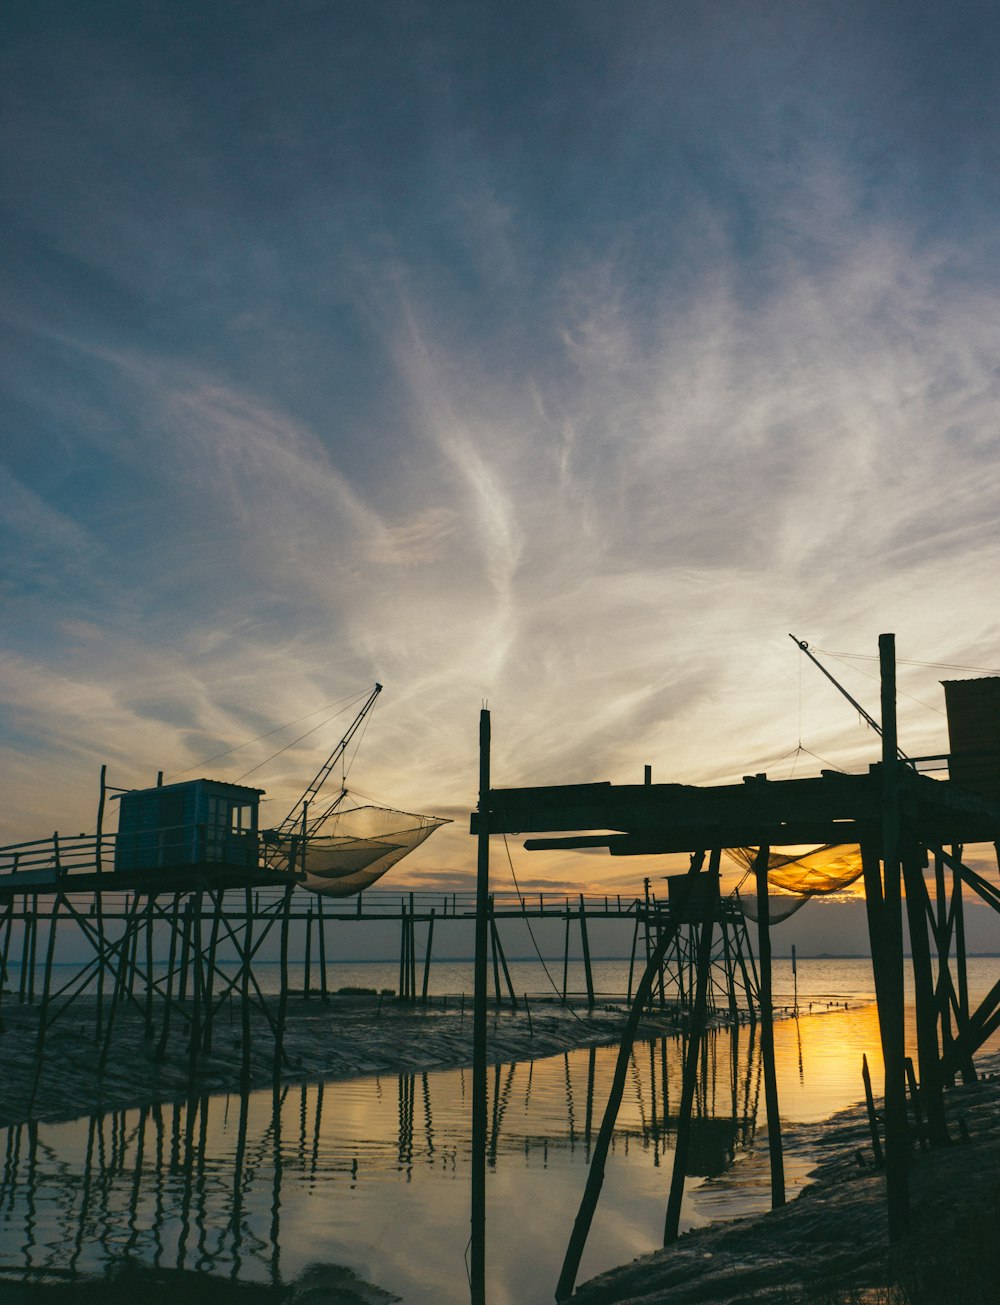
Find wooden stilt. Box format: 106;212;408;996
28;892;62;1107
878;631;910;1242
664;848;721;1242
754;843;785;1209
155;892;182;1062
489;895;502;1006
201;888;224;1053
399;902;408;1000
144;895;155;1038
579;896;595;1009
626;914;639;1003
862;1053;884;1167
241;885;253;1085
491;913;518;1010
409;893;417;1001
555;850;705;1302
562;911;570;1004
902;846;948;1144
421;909;435;1004
188;885;204;1079
317;894;328;1001
273;882;293;1082
471;708;491;1305
303;905;312;1000
179;898;192;1002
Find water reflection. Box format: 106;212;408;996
0;998;929;1305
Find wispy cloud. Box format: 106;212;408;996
2;3;1000;907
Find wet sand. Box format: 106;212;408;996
572;1053;1000;1304
0;992;682;1126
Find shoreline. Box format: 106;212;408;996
0;991;688;1127
572;1051;1000;1304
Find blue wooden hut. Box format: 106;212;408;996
113;778;264;873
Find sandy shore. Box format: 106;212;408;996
0;992;682;1126
572;1053;1000;1304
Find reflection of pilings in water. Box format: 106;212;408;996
231;1089;250;1280
398;1073;414;1173
584;1046;596;1159
270;1085;284;1287
488;1061;517;1167
125;1104;148;1255
422;1072;435;1159
563;1052;576;1149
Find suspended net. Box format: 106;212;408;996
727;843;865;923
268;805;450;897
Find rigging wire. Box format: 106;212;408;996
233;703;368;783
819;651;946;717
167;689;372;782
811;648;1000;676
500;832;586;1022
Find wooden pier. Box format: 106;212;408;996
467;634;1000;1299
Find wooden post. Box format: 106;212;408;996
556;851;705;1301
579;896;595;1009
409;892;417;1001
241;885;253;1084
626;915;639;1003
562;911;570;1003
902;846;948;1144
303;905;313;1000
399;902;408;1000
754;843;785;1209
490;913;518;1010
317;894;329;1001
201;888;224;1053
95;766;107;1037
664;849;721;1242
144;894;155;1038
188;886;203;1079
178;899;191;1002
0;901;13;1033
421;909;435;1004
879;631;910;1241
862;1053;884;1167
273;883;293;1081
155;893;181;1062
953;844;970;1028
27;893;38;1002
471;708;490;1305
28;893;62;1107
489;895;502;1006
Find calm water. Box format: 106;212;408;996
1;958;997;1303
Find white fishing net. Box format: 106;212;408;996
267;805;449;896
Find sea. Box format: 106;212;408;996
1;955;997;1304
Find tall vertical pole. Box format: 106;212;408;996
471;709;490;1305
879;631;910;1241
754;844;785;1209
95;765;107;1039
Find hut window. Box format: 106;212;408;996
231;804;253;833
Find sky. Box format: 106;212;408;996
3;1;1000;945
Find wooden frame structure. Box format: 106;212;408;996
468;634;1000;1299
